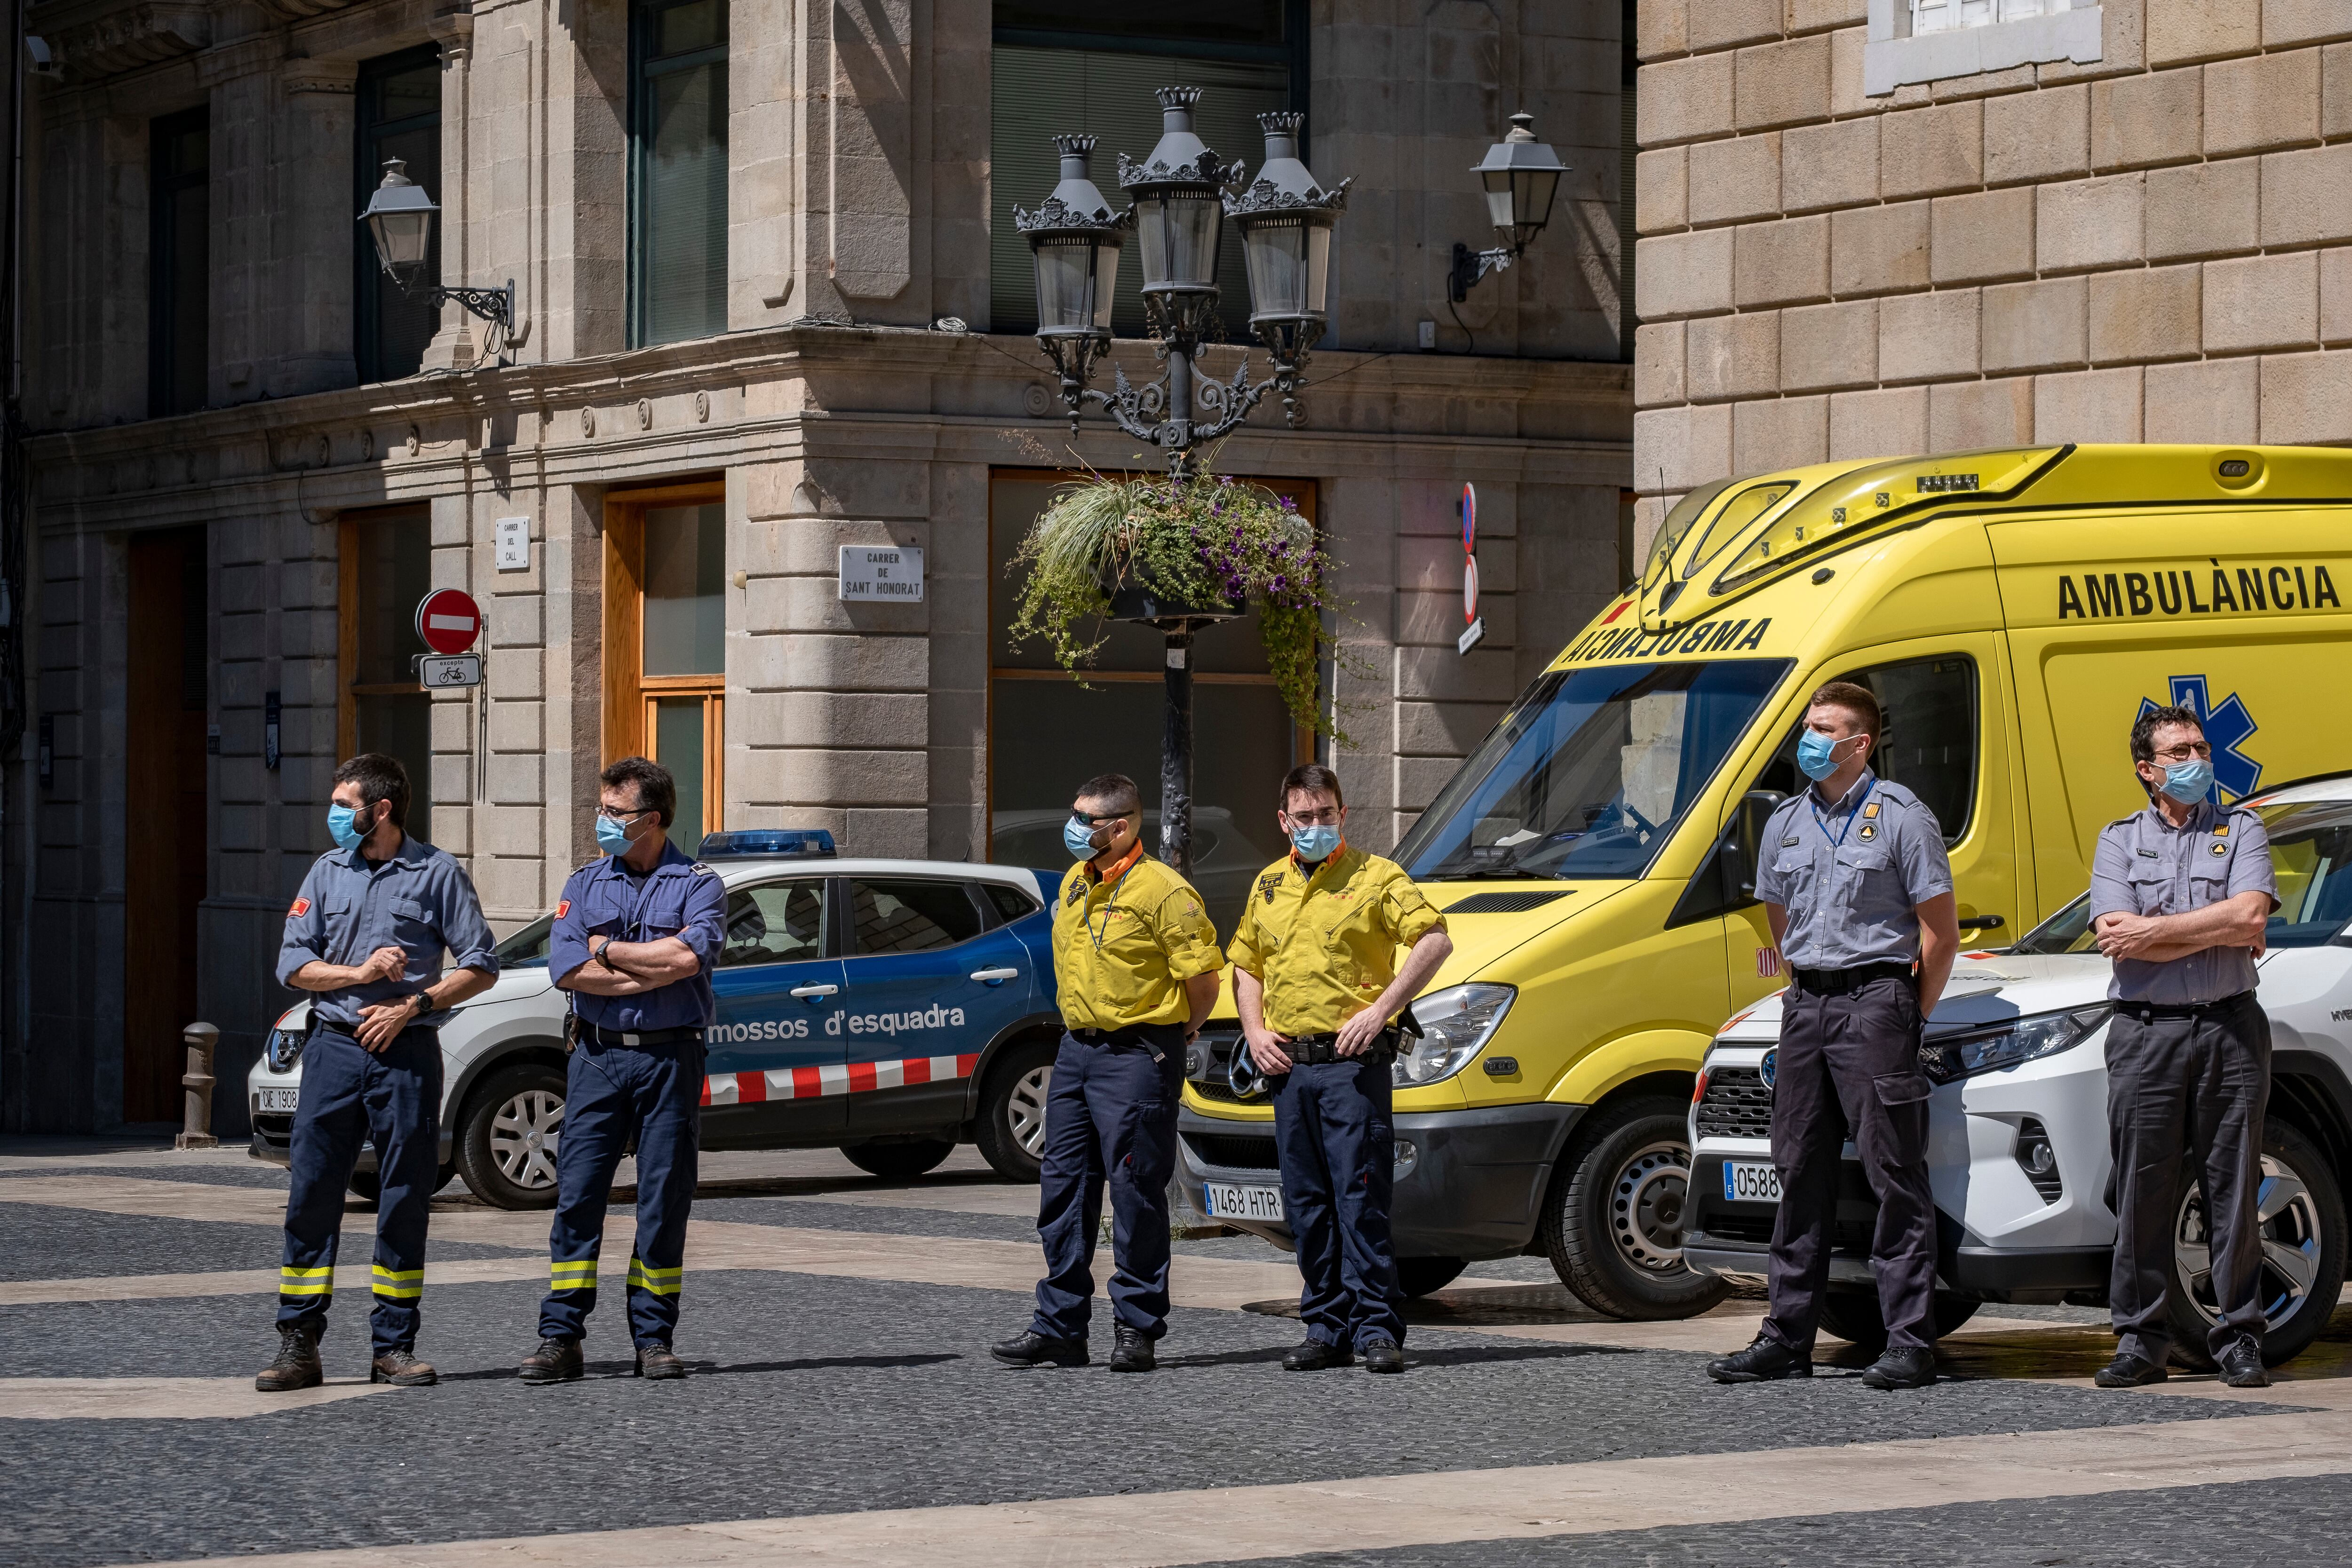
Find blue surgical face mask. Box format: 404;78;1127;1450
1064;815;1101;860
1796;730;1848;782
2159;758;2214;805
1289;824;1342;862
596;813;637;856
326;804;365;851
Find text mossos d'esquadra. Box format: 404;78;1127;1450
705;1004;969;1046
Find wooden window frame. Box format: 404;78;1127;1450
604;478;728;840
337;510;430;760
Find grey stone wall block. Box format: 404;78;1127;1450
1927;376;2034;450
1639;52;1738;145
2147;159;2263;260
1637;146;1692;232
1828;385;1929;459
2033;366;2145;442
1687;310;1784;400
1732;394;1830;472
2259;347;2352;442
2145;355;2261;440
1930;187;2037;284
2037;172;2146;271
1691;0;1785;53
1983;277;2089;373
1689;134;1785;225
2266;0;2352;48
1880;101;1985;199
1830;200;1931;295
2320;246;2352;343
2203;47;2322;156
1636;321;1690;406
2088;263;2203;362
1633;401;1735;492
1735;35;1835;130
1783;117;1880;212
2091;67;2205;172
1637;228;1738;317
2204;250;2322;353
1780;298;1880;391
2260;143;2352;248
2146;0;2263;66
1733;215;1832;306
1877;288;1982;383
1985;83;2090;186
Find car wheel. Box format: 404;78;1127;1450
843;1138;956;1181
1542;1095;1731;1321
1395;1257;1467;1298
347;1170;380;1207
2164;1118;2346;1369
1817;1290;1981;1357
974;1038;1057;1184
455;1063;566;1211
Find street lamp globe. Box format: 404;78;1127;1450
1226;112;1350;347
358;158;438;279
1474;112;1566;254
1014;135;1128;341
1120;87;1236;331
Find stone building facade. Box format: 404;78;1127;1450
6;0;1637;1132
1632;0;2352;547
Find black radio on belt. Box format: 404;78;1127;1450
1285;1030;1400;1067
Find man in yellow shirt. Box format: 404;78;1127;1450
1232;764;1453;1374
992;772;1224;1374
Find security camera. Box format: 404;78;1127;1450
24;36;60;77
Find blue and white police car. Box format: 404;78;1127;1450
245;831;1064;1208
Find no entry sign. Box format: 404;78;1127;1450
415;588;483;655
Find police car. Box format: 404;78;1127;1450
245;831;1065;1208
1685;775;2352;1368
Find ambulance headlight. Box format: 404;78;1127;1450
1393;984;1515;1087
1919;1004;2110;1084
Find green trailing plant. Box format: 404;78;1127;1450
1007;470;1362;745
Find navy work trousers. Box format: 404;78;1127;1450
539;1035;703;1347
1272;1056;1405;1349
277;1027;443;1354
2106;994;2272;1365
1764;976;1939;1354
1029;1027;1185;1342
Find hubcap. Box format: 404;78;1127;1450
1008;1065;1053;1159
1611;1139;1693;1273
491;1089;564;1191
2174;1152;2324;1336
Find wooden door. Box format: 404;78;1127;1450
124;528;208;1122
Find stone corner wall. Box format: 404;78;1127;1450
1632;0;2352;549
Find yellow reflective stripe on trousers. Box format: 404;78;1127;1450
627;1259;683;1297
371;1265;425;1300
278;1265;333;1297
549;1259;598;1291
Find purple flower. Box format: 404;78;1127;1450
1272;575;1287;591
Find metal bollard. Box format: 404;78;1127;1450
176;1022;221;1150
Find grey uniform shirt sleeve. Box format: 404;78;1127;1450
1753;801;1800;909
274;859;334;989
2086;821;2138;923
2226;810;2280;910
431;854;501;976
1894;796;1955;907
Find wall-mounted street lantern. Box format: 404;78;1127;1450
1447;112;1569;303
1016;92;1351;478
357;159;518;343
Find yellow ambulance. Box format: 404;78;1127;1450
1175;443;2352;1317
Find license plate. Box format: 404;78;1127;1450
254;1087;301;1113
1724;1161;1782;1203
1202;1182;1285;1222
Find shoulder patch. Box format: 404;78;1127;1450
2211;841;2230;856
2210;824;2228;838
556;899;571;918
288;897;310;918
1857;822;1877;841
1066;880;1086;906
690;861;715;876
1861;801;1880;819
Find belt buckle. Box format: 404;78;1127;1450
622;1031;642;1047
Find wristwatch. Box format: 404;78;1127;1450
409;991;436;1019
592;935;612;963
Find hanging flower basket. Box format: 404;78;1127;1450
1006;470;1358;743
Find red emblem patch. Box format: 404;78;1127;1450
556;899;571;918
288;898;310;918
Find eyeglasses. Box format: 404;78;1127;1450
1071;812;1127;827
596;804;654;822
1283;807;1343;827
2152;743;2213;763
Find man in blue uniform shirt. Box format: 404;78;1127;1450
2087;704;2279;1390
261;754;498;1393
519;757;725;1383
1708;681;1960;1391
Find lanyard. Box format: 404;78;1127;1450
1810;780;1876;849
1087;860;1142;952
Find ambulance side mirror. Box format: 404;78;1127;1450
1730;790;1784;899
1664;789;1785;931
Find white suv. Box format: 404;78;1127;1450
1686;777;2352;1368
246;833;1065;1208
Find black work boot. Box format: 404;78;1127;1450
1859;1345;1937;1390
1282;1337;1354;1371
370;1348;438;1386
1108;1324;1156;1373
255;1324;324;1393
2216;1338;2271;1389
518;1337;584;1384
1706;1334;1813;1384
1361;1339;1406;1375
635;1343;688;1379
2093;1351;2169;1389
990;1329;1089;1368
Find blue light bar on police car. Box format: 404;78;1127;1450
695;829;838;860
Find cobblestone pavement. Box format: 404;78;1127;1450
3;1136;2349;1568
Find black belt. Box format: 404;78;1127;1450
579;1023;704;1049
1790;961;1915;997
2116;990;2255;1024
1281;1031;1399;1066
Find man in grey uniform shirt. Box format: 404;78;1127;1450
2088;704;2278;1390
1709;681;1960;1391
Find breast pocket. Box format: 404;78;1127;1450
322;896;360;962
2125;868;2174;917
389;897;441;961
1772;848;1820;909
1830;843;1897;903
2188;869;2232;911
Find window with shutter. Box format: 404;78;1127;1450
1866;0;2102;94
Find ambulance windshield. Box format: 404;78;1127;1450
1397;660;1794;882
